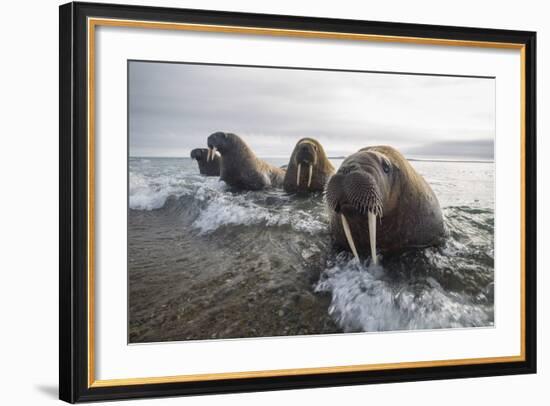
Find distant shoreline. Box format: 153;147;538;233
130;156;494;164
406;158;494;164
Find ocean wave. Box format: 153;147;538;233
192;193;327;234
315;252;493;332
129;173;177;210
129;170;328;234
129;171;217;210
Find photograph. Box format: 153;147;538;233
128;60;496;344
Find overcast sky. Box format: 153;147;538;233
129;61;495;160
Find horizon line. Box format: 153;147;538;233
129;155;495;163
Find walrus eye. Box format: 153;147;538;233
382;160;390;174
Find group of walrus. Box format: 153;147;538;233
190;131;445;264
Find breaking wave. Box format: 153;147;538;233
315;243;494;332
129;161;327;235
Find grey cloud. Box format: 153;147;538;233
129;61;495;159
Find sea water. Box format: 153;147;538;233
128;157;494;343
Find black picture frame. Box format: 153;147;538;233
59;1;537;403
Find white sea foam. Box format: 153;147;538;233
130;164;328;232
129;173;168;210
315;256;491;332
128;172;196;210
193;197;268;232
192;194;327;234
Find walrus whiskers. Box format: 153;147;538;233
307;164;313;188
296;163;301;187
368;211;377;265
341;214;359;262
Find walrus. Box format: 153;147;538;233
190;148;220;176
283;138;335;193
325;145;445;264
206;132;286;190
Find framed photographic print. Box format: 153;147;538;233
59;1;537;403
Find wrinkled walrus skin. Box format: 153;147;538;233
190;148;220;176
325;145;445;261
283;138;335;194
207;132;286;190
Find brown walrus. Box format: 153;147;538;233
283;138;335;193
206;132;286;190
325;145;445;264
190;148;220;176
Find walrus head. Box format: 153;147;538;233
206;131;234;161
190;148;207;161
287;138;334;191
294;139;319;188
326;149;399;264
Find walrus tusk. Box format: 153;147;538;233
368;211;377;265
341;214;359;262
296;163;301;187
208;147;217;162
207;148;212;162
307;164;313;188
